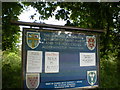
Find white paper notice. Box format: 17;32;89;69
45;52;59;73
27;51;42;73
80;53;96;66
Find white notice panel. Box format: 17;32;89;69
80;53;96;66
27;51;42;73
45;52;59;73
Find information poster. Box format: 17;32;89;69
23;28;99;89
45;52;59;73
80;53;96;66
26;51;42;73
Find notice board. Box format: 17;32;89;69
22;28;100;89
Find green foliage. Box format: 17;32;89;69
2;2;23;51
2;50;21;88
100;51;118;88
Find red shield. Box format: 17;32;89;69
26;73;40;89
86;36;96;50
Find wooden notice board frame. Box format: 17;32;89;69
11;21;103;89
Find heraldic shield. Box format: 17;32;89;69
26;73;40;89
27;32;40;49
86;36;96;50
87;71;97;86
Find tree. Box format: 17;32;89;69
2;2;23;51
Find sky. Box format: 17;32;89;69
18;6;66;26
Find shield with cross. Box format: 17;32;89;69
87;71;97;86
86;36;96;50
27;32;40;49
26;73;40;89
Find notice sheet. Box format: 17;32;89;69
45;52;59;73
27;51;42;73
80;53;96;66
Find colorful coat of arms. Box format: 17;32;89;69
86;36;96;50
87;71;97;86
26;73;40;89
27;32;40;49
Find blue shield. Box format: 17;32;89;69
87;71;97;86
27;32;40;49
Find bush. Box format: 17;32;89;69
2;50;21;88
100;51;118;88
